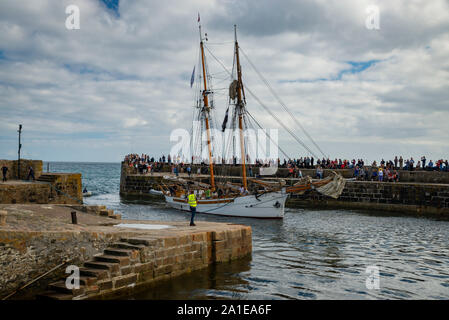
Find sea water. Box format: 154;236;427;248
45;162;449;299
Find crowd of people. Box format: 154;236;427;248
124;154;449;182
278;156;449;172
124;153;209;175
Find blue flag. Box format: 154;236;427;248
190;65;195;88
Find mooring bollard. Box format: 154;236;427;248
0;210;7;226
71;211;77;224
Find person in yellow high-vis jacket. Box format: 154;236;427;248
188;190;197;226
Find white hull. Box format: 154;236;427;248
165;190;288;218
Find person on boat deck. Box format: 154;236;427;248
187;166;192;177
83;187;87;193
239;185;247;195
187;190;197;227
205;188;211;199
316;166;323;179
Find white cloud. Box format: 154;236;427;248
0;0;448;162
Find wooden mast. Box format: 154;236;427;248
234;25;248;191
199;25;215;191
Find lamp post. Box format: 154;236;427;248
18;124;22;180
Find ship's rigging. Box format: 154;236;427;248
156;23;345;219
189;25;330;168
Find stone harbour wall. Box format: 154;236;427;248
1;223;252;300
81;227;252;300
120;164;449;215
0;159;43;181
288;181;449;216
0;173;83;205
121;161;449;184
0;230;121;297
0;183;51;204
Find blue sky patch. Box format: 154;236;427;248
281;59;381;83
63;63;141;81
100;0;120;17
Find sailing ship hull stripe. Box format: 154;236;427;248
173;198;234;205
165;191;287;218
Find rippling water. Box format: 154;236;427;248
46;162;449;299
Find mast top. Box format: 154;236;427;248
198;15;207;43
234;24;237;42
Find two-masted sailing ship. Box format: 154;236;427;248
153;22;345;218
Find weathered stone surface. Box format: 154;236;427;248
113;274;137;289
0;172;83;205
1;203;252;300
0;159;43;181
288;181;449;216
0;210;7;226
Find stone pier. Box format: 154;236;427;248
0;204;252;300
120;163;449;216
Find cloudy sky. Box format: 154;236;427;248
0;0;448;163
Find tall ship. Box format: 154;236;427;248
154;22;345;218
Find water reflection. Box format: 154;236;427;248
131;256;252;300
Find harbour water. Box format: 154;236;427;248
45;162;449;299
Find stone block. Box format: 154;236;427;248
212;230;226;241
192;233;206;242
154;265;173;277
133;262;155;274
163;256;175;266
113;274;137;289
178;235;190;246
0;210;7;226
192;243;201;251
163;237;178;248
120;265;133;276
138;270;154;283
155;249;165;259
213;240;226;251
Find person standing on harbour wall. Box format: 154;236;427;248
409;157;415;171
188;190;197;226
378;167;384;182
1;165;8;182
27;166;35;180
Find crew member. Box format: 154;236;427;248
188;190;197;226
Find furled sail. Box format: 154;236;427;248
315;172;346;199
229;79;238;100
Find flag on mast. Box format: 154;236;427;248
198;13;200;22
222;106;229;132
190;65;195;88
